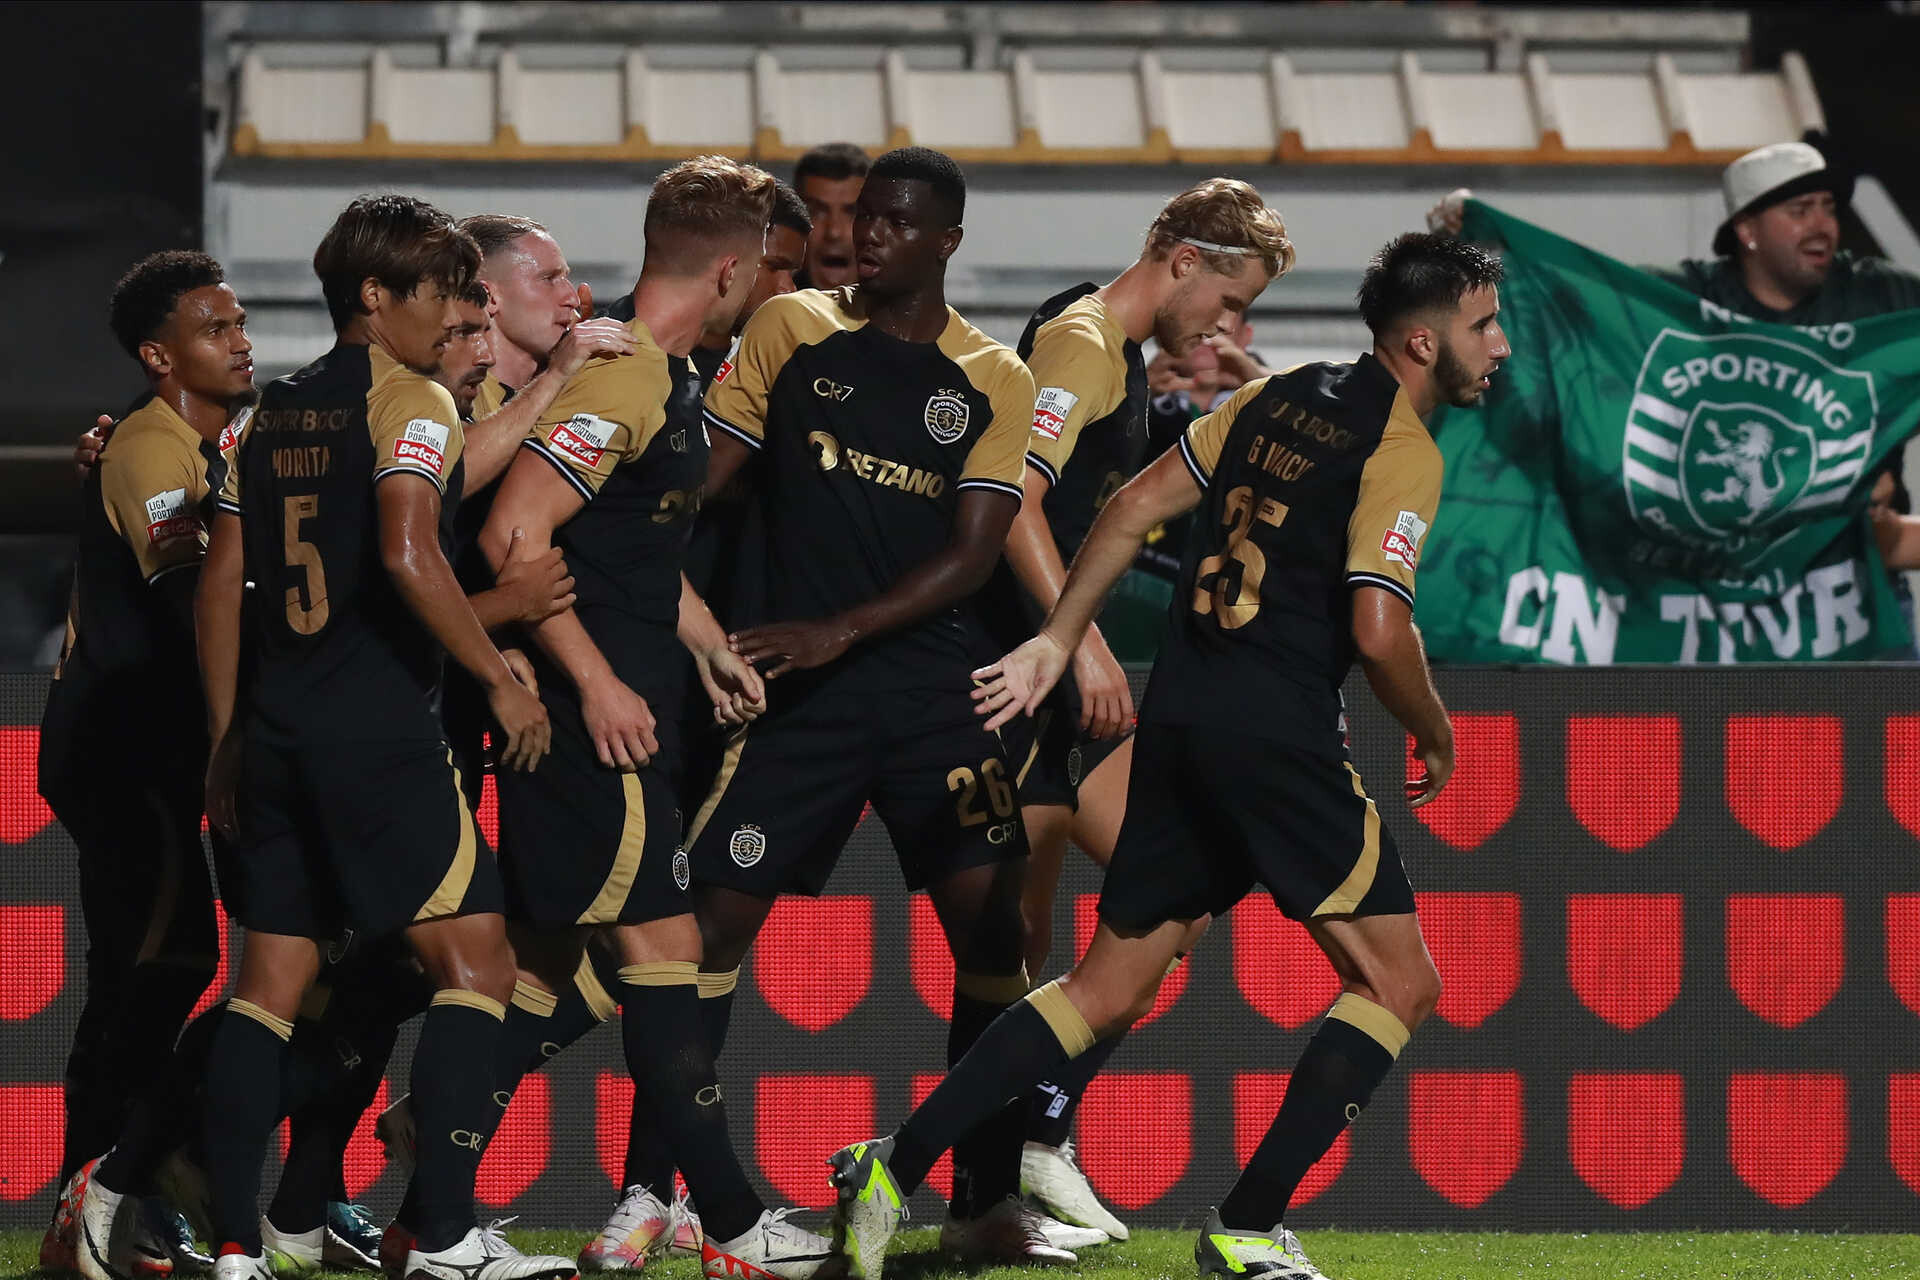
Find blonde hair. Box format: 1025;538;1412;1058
1146;178;1295;279
643;156;779;274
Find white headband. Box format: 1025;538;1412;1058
1179;236;1258;256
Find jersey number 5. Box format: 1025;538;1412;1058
283;494;330;635
1193;484;1288;629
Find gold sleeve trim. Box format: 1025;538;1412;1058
228;997;295;1041
1024;979;1095;1058
431;988;508;1021
1326;991;1411;1060
1024;307;1127;475
617;961;700;988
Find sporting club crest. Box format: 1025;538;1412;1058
729;824;766;868
925;388;970;444
1623;330;1876;557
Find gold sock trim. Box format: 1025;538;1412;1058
575;955;618;1022
956;966;1031;1004
511;979;559;1017
229;998;294;1041
618;961;699;988
431;988;507;1021
697;967;741;999
1165;953;1188;978
1023;980;1094;1058
1326;992;1410;1060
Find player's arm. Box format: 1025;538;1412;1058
975;446;1202;730
461;318;638;489
700;294;790;495
1007;321;1132;736
1346;419;1450;806
196;509;246;834
481;362;667;771
377;476;548;771
465;526;575;631
677;573;764;725
731;488;1022;678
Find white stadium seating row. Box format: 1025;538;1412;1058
229;44;1825;168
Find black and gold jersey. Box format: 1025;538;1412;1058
980;283;1147;649
1142;353;1442;742
449;371;515;595
703;287;1033;689
220;343;468;743
43;395;230;754
522;317;706;709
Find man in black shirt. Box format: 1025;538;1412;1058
828;233;1510;1280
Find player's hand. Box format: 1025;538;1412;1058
487;673;551;773
730;617;857;678
695;644;767;725
75;415;114;482
205;731;243;837
1406;732;1454;809
1204;335;1268;386
576;281;595;320
1427;188;1471;236
1147;352;1196;395
582;676;659;771
500;647;539;698
495;527;576;624
1071;625;1133;740
549;316;635;378
972;630;1073;732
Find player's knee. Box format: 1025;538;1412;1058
1390;959;1443;1032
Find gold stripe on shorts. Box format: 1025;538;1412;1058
1015;710;1050;789
684;726;747;847
578;774;648;924
416;750;479;922
1311;761;1381;917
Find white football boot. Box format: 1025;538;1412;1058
1020;1140;1129;1241
701;1208;835;1280
403;1222;576;1280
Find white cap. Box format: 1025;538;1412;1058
1713;141;1849;256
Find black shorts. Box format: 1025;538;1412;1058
1098;721;1414;930
495;700;689;929
687;684;1027;897
231;734;503;939
1004;678;1132;811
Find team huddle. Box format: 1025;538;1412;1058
39;140;1508;1280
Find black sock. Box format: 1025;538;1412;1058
202;1000;294;1252
893;983;1092;1198
947;972;1030;1218
270;1012;398;1231
619;967;737;1192
1218;997;1406;1231
407;991;507;1253
1028;1030;1124;1149
618;964;762;1242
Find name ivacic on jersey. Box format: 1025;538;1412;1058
144;488;200;548
394;418;451;474
552;413;618;468
1382;509;1429;571
1031;386;1078;441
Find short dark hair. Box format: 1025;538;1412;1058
313;194;480;330
110;250;226;360
456;279;490;309
769;181;812;237
456;213;547;261
1356;233;1503;335
867;146;966;224
792;142;870;189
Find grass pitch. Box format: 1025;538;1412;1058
8;1227;1920;1280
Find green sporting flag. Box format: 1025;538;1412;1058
1421;201;1920;663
